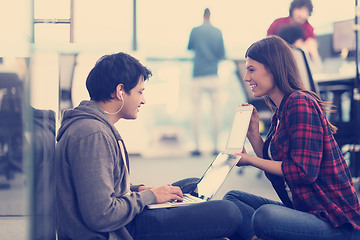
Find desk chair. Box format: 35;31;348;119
291;47;320;95
292;48;357;160
59;53;78;112
291;48;351;122
0;72;23;181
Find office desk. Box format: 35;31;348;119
314;72;355;90
313;72;358;144
314;72;360;177
313;72;355;83
313;72;356;122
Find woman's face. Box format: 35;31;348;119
243;57;277;98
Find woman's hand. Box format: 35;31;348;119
240;103;264;158
236;152;253;167
241;103;260;138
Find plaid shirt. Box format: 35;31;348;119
264;91;360;230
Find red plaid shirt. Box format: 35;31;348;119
264;91;360;230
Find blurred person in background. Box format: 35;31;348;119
188;8;225;156
267;0;322;72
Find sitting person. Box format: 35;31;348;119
55;52;242;240
277;24;322;73
267;0;322;72
223;35;360;240
277;24;305;49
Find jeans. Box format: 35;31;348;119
126;178;243;240
223;190;360;240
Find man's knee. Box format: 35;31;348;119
213;200;243;226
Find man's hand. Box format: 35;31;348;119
150;184;183;203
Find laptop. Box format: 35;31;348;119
147;105;253;209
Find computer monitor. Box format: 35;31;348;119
332;19;356;54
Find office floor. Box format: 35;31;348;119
0;147;280;240
2;149;360;240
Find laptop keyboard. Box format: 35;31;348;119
183;194;198;202
169;194;203;203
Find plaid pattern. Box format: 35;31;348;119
265;91;360;230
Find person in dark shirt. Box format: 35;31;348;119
223;35;360;240
277;24;305;48
267;0;322;72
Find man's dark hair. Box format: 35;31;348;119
289;0;313;16
278;24;305;44
86;52;152;102
204;8;210;18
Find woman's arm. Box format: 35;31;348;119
247;133;264;158
237;153;283;177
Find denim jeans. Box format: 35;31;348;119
224;190;360;240
125;178;243;240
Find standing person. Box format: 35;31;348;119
267;0;321;72
188;8;225;156
55;52;242;240
223;36;360;240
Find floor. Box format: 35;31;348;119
0;148;280;240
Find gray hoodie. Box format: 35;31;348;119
56;100;156;240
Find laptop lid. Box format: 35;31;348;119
194;105;253;200
225;105;253;153
195;153;240;201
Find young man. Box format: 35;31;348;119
267;0;322;72
188;8;225;156
55;52;242;240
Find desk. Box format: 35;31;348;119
314;72;360;176
314;72;355;83
314;73;355;122
313;72;357;142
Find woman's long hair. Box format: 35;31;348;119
245;35;337;133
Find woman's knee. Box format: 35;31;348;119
223;190;246;201
252;204;281;237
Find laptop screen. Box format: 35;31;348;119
196;153;240;201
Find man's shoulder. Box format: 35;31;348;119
273;17;291;22
61;118;112;141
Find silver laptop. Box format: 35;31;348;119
147;105;253;209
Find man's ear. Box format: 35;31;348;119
116;84;124;98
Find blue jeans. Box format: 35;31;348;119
223;190;360;240
126;178;243;240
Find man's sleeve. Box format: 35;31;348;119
267;19;279;36
188;29;194;50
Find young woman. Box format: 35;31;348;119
224;35;360;240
